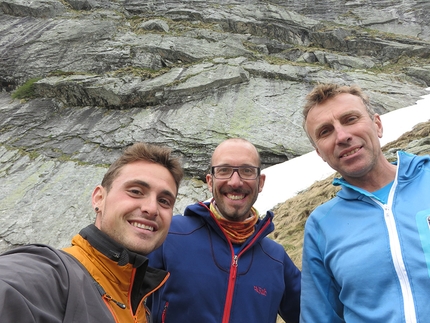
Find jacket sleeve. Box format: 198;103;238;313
300;217;344;323
0;245;68;322
278;252;301;323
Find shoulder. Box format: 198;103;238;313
2;244;67;264
259;238;284;257
307;196;343;222
0;244;77;299
1;244;78;276
259;236;287;255
169;214;207;234
169;203;210;234
397;151;430;175
254;238;299;275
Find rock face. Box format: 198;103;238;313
0;0;429;251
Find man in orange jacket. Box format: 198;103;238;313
0;142;183;323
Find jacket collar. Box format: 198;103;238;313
79;224;146;267
75;224;169;312
333;151;430;200
184;201;275;242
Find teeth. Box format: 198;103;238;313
342;148;360;157
131;222;154;231
227;194;245;200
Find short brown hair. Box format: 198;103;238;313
303;83;374;125
101;142;183;194
302;83;375;145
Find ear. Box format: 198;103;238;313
92;185;106;224
258;173;266;193
374;114;383;138
206;173;213;193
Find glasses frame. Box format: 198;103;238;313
211;165;261;180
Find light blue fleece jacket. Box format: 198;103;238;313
300;151;430;323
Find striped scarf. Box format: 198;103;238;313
210;201;259;244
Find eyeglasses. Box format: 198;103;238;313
211;166;260;180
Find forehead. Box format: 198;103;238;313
307;93;366;123
212;141;259;166
113;160;177;194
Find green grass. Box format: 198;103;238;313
11;77;42;100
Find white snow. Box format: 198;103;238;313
254;89;430;214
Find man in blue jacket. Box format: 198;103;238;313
148;138;301;323
300;83;430;322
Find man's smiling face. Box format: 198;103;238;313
93;160;177;255
305;92;384;183
206;140;265;222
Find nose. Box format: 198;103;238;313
335;125;352;145
227;170;243;187
141;195;159;218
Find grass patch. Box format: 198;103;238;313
47;70;78;77
109;66;171;79
11;77;42;100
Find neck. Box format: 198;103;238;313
344;159;397;192
209;201;259;244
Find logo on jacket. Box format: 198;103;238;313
253;285;267;296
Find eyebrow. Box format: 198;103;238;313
213;163;258;167
126;180;176;200
313;109;362;136
313;123;330;137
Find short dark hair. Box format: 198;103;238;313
101;142;183;194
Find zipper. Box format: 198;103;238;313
144;300;151;323
103;294;127;309
220;217;272;323
372;180;417;323
92;278;126;323
381;204;416;323
221;255;238;323
162;301;169;323
143;271;169;323
203;201;273;323
93;278;127;309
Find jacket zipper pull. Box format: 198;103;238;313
232;255;238;267
104;294;127;309
92;278;126;309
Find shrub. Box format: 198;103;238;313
11;77;42;100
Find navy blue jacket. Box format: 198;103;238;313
148;202;301;323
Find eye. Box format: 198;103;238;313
341;112;361;125
346;115;358;123
242;167;253;174
159;197;173;208
127;188;144;197
217;167;231;175
318;127;331;138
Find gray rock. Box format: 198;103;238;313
0;0;430;250
405;66;430;87
0;0;66;18
64;0;96;11
324;53;375;70
139;19;169;32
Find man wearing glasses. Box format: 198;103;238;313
148;138;301;323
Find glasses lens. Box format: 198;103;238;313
213;166;233;178
238;167;258;179
212;166;259;179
